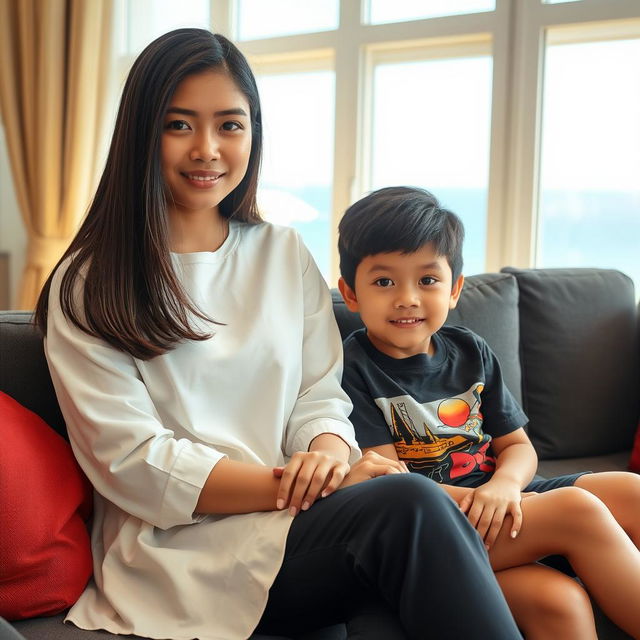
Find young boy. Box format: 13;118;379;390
337;186;640;639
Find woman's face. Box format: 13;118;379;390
161;69;252;221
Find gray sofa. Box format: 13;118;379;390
1;266;639;640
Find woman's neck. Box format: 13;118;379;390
168;208;229;253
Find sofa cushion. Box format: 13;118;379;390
332;272;523;404
445;273;522;405
630;422;640;473
0;392;93;621
502;267;640;460
11;614;346;640
0;312;67;438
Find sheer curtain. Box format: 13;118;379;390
0;0;114;309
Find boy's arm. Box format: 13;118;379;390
490;427;538;489
460;427;537;548
362;445;474;504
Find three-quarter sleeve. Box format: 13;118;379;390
283;242;360;464
44;269;223;530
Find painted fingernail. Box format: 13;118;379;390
511;530;518;538
289;506;297;517
485;544;490;550
276;499;284;510
321;491;329;498
301;501;310;511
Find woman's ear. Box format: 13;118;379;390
338;277;359;313
449;274;465;310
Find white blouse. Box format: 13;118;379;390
44;221;359;640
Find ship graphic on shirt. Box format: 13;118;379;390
374;382;495;483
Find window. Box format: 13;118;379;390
235;0;339;41
538;34;640;288
366;0;495;25
369;49;492;274
124;0;210;56
256;68;336;278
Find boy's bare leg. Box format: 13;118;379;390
486;487;640;638
575;472;640;546
496;564;596;640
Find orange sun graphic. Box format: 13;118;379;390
438;398;471;427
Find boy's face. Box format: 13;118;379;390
339;244;464;359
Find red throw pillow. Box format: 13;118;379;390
629;420;640;473
0;392;93;620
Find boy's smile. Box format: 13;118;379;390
339;244;464;359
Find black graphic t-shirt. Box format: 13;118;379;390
342;326;528;487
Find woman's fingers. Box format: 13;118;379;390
279;451;409;512
320;463;349;498
293;458;333;513
277;452;352;515
276;455;305;511
286;454;323;515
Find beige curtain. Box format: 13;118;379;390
0;0;114;309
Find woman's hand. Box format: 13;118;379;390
338;450;408;489
458;477;523;549
273;451;350;516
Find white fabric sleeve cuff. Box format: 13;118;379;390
291;418;362;465
159;441;225;529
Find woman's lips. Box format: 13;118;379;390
181;171;223;189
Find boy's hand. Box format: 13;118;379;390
337;450;408;489
458;477;523;549
273;451;350;516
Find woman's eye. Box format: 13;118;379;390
165;120;190;131
374;278;394;287
420;276;437;286
221;121;242;131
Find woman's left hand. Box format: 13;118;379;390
273;452;350;516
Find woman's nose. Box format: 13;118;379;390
190;131;220;162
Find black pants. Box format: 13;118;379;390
256;474;522;639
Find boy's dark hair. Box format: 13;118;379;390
35;29;263;359
338;186;465;290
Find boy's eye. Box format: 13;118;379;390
374;278;394;287
165;119;191;131
420;276;437;285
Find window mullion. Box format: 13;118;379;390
500;0;545;269
330;0;362;284
483;0;512;272
211;0;232;38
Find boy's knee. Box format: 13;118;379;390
554;486;613;528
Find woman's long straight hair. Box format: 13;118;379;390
35;29;263;359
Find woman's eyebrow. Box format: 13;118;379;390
165;107;248;117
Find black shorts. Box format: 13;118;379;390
523;471;592;493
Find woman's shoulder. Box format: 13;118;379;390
237;220;309;259
49;251;85;293
238;220;301;243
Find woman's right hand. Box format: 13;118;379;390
338;451;408;489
